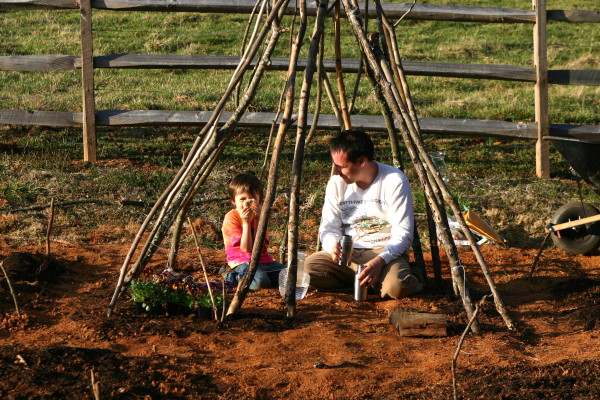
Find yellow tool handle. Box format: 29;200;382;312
550;213;600;232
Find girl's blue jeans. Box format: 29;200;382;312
224;261;285;290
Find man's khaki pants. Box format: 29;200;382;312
304;248;423;299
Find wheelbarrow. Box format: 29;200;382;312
547;138;600;255
530;138;600;276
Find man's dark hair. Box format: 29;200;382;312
328;129;375;162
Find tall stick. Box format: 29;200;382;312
1;261;21;318
334;0;352;129
342;0;479;331
425;201;443;286
45;197;55;257
107;0;291;316
227;0;307;317
285;0;328;317
90;369;101;400
374;4;511;327
236;0;267;106
167;135;227;271
348;0;368;114
321;70;344;129
452;295;490;400
360;0;514;331
188;218;219;321
305;29;326;145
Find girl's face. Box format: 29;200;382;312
232;191;260;214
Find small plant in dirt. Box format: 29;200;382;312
129;266;232;315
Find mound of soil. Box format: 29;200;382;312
1;241;599;399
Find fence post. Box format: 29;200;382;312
79;0;97;162
533;0;549;178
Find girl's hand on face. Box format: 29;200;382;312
240;205;252;222
240;201;257;223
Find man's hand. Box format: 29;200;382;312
358;256;386;287
330;242;342;264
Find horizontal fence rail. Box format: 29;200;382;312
1;0;599;171
1;109;598;141
2;55;599;86
2;0;599;23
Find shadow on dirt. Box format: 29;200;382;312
0;344;226;399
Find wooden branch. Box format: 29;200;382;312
90;369;101;400
45;197;55;257
320;71;344;129
236;0;265;107
425;201;443;286
344;0;480;332
227;0;304;317
305;30;326;145
362;54;403;169
217;277;225;323
1;261;21;318
188;218;219;321
452;295;491;400
393;0;415;27
284;0;327;317
107;0;291;316
260;92;283;181
360;0;514;331
348;0;366;115
334;0;352;130
529;231;551;278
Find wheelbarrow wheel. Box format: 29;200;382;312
551;201;600;255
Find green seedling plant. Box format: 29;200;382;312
129;266;231;313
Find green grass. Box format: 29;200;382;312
0;1;599;251
1;1;598;123
1;124;598;251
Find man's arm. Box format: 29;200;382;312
319;178;343;258
359;171;414;285
378;172;414;263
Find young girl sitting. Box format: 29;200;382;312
221;173;285;290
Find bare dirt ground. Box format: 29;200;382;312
1;236;599;399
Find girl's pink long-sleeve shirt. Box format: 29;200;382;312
222;209;274;268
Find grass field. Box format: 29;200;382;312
0;1;598;122
0;1;599;252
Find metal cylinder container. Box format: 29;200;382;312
339;235;353;267
354;264;368;301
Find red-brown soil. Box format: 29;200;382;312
1;239;599;399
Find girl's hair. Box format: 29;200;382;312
228;173;263;202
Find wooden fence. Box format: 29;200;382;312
1;0;599;177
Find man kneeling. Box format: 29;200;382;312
305;129;423;299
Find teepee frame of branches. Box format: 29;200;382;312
107;0;515;332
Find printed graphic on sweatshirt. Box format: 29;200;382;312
352;216;390;240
